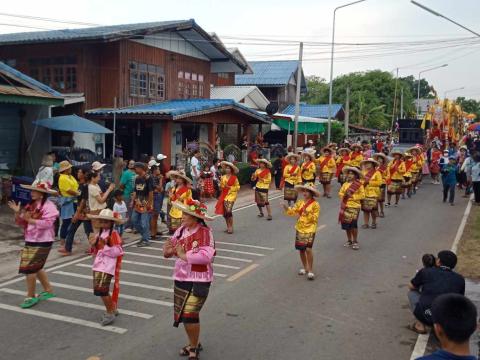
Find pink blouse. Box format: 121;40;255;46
16;200;59;243
92;230;124;276
170;224;215;282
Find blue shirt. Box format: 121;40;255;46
441;164;458;186
417;349;477;360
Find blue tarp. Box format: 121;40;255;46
34;114;112;134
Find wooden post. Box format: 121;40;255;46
161;120;172;170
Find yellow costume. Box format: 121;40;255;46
169;186;192;231
301;161;316;183
338;182;366;209
361;169;382;213
316;155;336;184
253;168;271;207
387;160;406;194
349;152;363;168
220;175;240;202
283;164;301;202
338;181;365;229
285;199;320;250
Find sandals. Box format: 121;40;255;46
37;291;56;301
361;224;369;229
298;268;307;276
266;215;272;221
371;224;377;229
351;242;360;250
407;323;427;335
180;344;203;357
343;241;352;248
20;297;39;309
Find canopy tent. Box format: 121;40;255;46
33;114;112;134
264;112;328;134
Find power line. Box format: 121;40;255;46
0;12;100;26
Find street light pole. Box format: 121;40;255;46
411;1;480;37
293;42;303;150
444;86;465;99
327;0;366;144
416;64;448;118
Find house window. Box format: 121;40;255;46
53;67;65;90
177;70;205;99
28;56;78;91
199;84;204;97
192;73;197;81
129;61;165;99
192;83;198;97
65;67;77;91
185;82;191;98
198;74;204;82
218;73;229;79
178;81;184;98
184;72;191;80
178;71;183;79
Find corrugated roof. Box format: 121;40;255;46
86;99;269;123
282;104;344;119
210;86;269;110
235;60;306;89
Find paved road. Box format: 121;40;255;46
0;182;468;360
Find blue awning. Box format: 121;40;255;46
33;114;112;134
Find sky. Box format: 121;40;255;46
1;0;480;99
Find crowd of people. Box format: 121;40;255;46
5;132;480;359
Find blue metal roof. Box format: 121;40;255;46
34;115;112;134
282;104;344;119
235;60;306;89
0;61;62;97
0;20;191;45
86;99;269;123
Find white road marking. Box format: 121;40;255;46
211;193;284;219
409;333;430;360
215;241;275;251
48;282;172;307
52;271;173;293
124;251;241;269
142;245;264;257
0;302;127;334
227;264;260;282
0;288;153;319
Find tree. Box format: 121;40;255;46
456;97;480;119
399;75;436;99
301;75;329;104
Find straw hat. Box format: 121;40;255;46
220;161;239;174
87;208;126;224
21;180;58;196
351;144;362;151
360;158;379;167
391;151;404;158
91;161;106;172
408;146;421;154
372;153;387;162
294;184;320;197
342;166;363;179
301;150;316;160
286;153;300;161
338;147;351;154
321;146;333;154
172;199;214;221
166;170;192;184
58;160;73;173
404;152;413;158
256;158;272;168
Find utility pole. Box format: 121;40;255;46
112;96;117;159
293;42;303;150
400;87;404;119
345;85;350;139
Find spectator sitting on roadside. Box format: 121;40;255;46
416;294;477;360
408;250;465;335
422;254;436;269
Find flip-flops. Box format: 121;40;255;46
407;323;427;335
37;291;56;301
20;297;39;309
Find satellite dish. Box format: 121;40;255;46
266;103;279;116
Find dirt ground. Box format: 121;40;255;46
456;204;480;279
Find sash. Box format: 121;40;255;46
299;199;315;216
351;152;362;162
289;164;298;175
378;164;387;174
363;168;376;186
338;180;361;223
171;185;188;202
215;175;237;215
387;161;401;185
319;156;332;172
258;168;270;179
336;156;350;177
176;225;215;272
405;159;414;172
302;161;313;174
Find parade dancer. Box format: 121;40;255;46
373;153;388;218
87;209;124;326
336;148;351;185
386;152;406;207
316;147;336;198
283;153;302;206
8;181;59;308
167;170;193;234
163;200;215;360
408;146;423;194
300;150;316;184
349;144;364;168
338;167;365;250
360;158;382;229
402;153;414;199
251;159;273;220
215;161;240;234
283;184;320;280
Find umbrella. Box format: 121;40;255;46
467;122;480;132
33;114;112;134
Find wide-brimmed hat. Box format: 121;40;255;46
256;158;272;168
156;153;167;161
286;153;300;161
172;199;214;221
372;153;387;162
321;146;333;154
351;144;363;151
360;158;379;167
166;170;192;184
92;161;106;172
220;161;239;174
408;146;421;154
391;151;404;158
87;208;126;224
21;181;58;196
404;152;413;158
342;166;363;179
338;147;351;154
301;150;316;160
58;160;73;173
295;184;320;197
148;159;160;169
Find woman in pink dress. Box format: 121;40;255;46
8;181;59;309
163;199;215;360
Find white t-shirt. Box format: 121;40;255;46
35;166;54;186
190;156;200;178
88;184;106;211
113;201;128;219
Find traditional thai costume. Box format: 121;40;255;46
336;153;351;184
283;163;301;202
403;157;414;190
349;151;363;168
338;180;365;230
285;199;320;250
387;159;406;194
253;168;272;207
377;163;388;203
361;168;382;215
301;159;316;184
215;174;240;218
169;185;193;233
199;171;215;198
316;155;336;185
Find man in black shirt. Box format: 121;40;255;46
131;162;154;247
408;250;465;334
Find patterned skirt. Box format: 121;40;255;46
223;201;234;218
93;271;113;296
411;171;420;184
173;281;210;327
19;242;53;274
302;176;315;185
361;197;378;214
295;231;315;251
387;180;404;194
378;185;386;203
319;172;333;184
169;216;183;234
284;182;298;202
340;207;360;230
402;176;412;188
255;188;269;207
